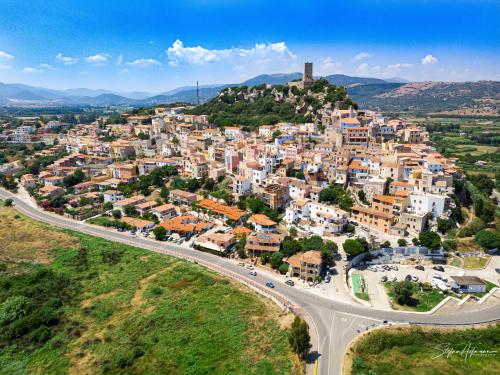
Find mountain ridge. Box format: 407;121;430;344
0;74;498;114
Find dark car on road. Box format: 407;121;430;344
415;265;424;271
433;265;445;272
285;280;295;286
265;282;275;288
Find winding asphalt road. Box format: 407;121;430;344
1;189;499;375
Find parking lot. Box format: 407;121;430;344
351;263;485;309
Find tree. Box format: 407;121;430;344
186;178;201;193
437;218;452;234
278;263;289;274
343;239;365;256
289;316;311;359
63;169;85;188
393;281;415;306
4;198;13;207
397;238;408;247
280;236;301;257
160;186;170;201
123;205;139;217
324;240;338;254
468;174;495;196
137;131;150;140
358;190;367;204
381;240;391;248
474;230;500;250
153;226;167;241
103;202;113;210
271;130;282;141
270;252;284;269
302;235;324;251
246;197;266;214
112;210;122;219
418;231;441;250
203;178;216;192
261;252;271;264
235;237;247;259
289;227;297;238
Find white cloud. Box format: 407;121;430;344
39;63;54;70
0;50;14;69
422;54;438;65
356;62;369;75
387;63;413;70
0;50;14;60
85;53;110;65
126;58;162;68
23;67;43;73
354;52;373;61
316;57;342;75
79;70;88;75
116;54;123;66
56;53;78;65
149;40;155;45
166;39;297;67
120;68;130;74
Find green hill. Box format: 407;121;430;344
188;79;357;129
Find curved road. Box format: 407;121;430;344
1;189;499;375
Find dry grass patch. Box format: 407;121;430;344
463;256;490;269
0;205;79;265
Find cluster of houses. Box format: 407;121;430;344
11;97;460;281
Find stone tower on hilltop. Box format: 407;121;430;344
303;62;314;88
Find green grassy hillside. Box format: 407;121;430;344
0;204;301;375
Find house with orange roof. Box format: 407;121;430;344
159;215;211;235
113;194;145;213
350;205;394;234
39;185;64;197
232;226;252;239
248;214;278;233
286;251;322;281
194;232;236;253
121;217;155;232
197;199;246;222
169;189;197;205
245;232;283;257
152;203;177;221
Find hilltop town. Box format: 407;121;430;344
0;61;499;375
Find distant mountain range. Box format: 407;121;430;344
0;74;498;114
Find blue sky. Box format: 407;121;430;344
0;0;499;92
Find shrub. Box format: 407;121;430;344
0;295;33;326
458;218;486;237
29;325;52;343
474;230;500;250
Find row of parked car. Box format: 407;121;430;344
381;274;419;283
367;264;399;272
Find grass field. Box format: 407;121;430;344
0;204;302;375
463;256;489;270
384;282;445;312
348;325;500;375
352;274;369;301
